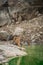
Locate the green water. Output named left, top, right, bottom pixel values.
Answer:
left=0, top=45, right=43, bottom=65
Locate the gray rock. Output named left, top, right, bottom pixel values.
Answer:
left=0, top=8, right=11, bottom=27
left=0, top=44, right=27, bottom=57
left=0, top=31, right=13, bottom=41
left=0, top=55, right=5, bottom=61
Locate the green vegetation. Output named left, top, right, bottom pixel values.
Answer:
left=9, top=45, right=43, bottom=65
left=0, top=45, right=43, bottom=65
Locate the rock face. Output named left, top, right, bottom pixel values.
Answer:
left=8, top=1, right=29, bottom=18
left=8, top=0, right=35, bottom=22
left=0, top=0, right=43, bottom=46
left=0, top=12, right=43, bottom=46
left=0, top=8, right=11, bottom=27
left=0, top=0, right=7, bottom=6
left=8, top=0, right=43, bottom=24
left=10, top=15, right=43, bottom=46
left=28, top=16, right=43, bottom=45
left=0, top=0, right=43, bottom=26
left=22, top=16, right=43, bottom=45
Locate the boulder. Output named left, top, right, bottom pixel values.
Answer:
left=0, top=8, right=11, bottom=27
left=0, top=44, right=27, bottom=58
left=0, top=30, right=13, bottom=41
